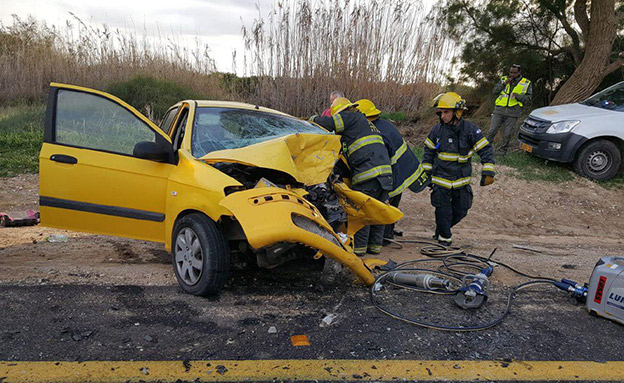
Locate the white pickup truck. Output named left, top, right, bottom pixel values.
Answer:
left=517, top=81, right=624, bottom=181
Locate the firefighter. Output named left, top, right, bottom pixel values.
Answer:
left=422, top=92, right=495, bottom=246
left=310, top=97, right=393, bottom=255
left=355, top=99, right=429, bottom=243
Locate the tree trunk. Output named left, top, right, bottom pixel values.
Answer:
left=550, top=0, right=619, bottom=105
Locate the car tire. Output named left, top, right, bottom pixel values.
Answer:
left=172, top=213, right=230, bottom=296
left=573, top=140, right=622, bottom=181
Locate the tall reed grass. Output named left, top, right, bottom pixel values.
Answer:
left=0, top=15, right=227, bottom=105
left=1, top=1, right=454, bottom=119
left=241, top=0, right=455, bottom=118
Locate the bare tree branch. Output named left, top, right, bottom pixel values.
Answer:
left=538, top=0, right=582, bottom=64
left=604, top=53, right=624, bottom=75
left=573, top=0, right=590, bottom=41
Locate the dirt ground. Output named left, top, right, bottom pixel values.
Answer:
left=1, top=169, right=623, bottom=288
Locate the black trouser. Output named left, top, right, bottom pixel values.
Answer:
left=383, top=194, right=402, bottom=240
left=352, top=178, right=388, bottom=255
left=430, top=185, right=473, bottom=239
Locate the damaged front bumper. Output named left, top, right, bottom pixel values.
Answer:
left=219, top=187, right=382, bottom=285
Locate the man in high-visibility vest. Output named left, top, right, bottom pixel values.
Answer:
left=487, top=64, right=532, bottom=154
left=423, top=92, right=495, bottom=246
left=310, top=98, right=393, bottom=255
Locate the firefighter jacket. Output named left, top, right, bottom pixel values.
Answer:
left=372, top=118, right=429, bottom=197
left=493, top=76, right=532, bottom=117
left=312, top=111, right=393, bottom=190
left=422, top=119, right=495, bottom=189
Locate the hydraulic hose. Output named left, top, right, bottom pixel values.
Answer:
left=370, top=239, right=562, bottom=331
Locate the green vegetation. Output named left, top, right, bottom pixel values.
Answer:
left=106, top=76, right=203, bottom=122
left=439, top=0, right=623, bottom=107
left=380, top=111, right=408, bottom=123
left=411, top=145, right=615, bottom=184
left=0, top=104, right=45, bottom=176
left=495, top=152, right=575, bottom=183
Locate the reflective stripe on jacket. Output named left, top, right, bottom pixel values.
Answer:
left=422, top=119, right=495, bottom=190
left=495, top=76, right=531, bottom=108
left=373, top=118, right=429, bottom=197
left=313, top=111, right=393, bottom=190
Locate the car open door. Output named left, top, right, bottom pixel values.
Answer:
left=39, top=83, right=175, bottom=242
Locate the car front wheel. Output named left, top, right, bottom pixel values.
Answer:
left=172, top=213, right=230, bottom=296
left=573, top=140, right=622, bottom=181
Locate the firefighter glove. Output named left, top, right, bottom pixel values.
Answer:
left=480, top=174, right=494, bottom=186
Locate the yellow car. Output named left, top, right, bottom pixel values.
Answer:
left=39, top=83, right=402, bottom=295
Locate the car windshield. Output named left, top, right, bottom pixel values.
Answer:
left=191, top=107, right=329, bottom=157
left=582, top=82, right=624, bottom=112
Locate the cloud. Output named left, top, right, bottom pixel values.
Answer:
left=0, top=0, right=275, bottom=72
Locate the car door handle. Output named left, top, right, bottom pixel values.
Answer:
left=50, top=154, right=78, bottom=164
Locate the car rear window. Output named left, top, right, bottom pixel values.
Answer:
left=191, top=107, right=329, bottom=157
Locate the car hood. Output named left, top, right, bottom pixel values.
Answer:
left=530, top=103, right=610, bottom=121
left=199, top=133, right=341, bottom=185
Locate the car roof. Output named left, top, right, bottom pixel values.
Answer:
left=182, top=100, right=292, bottom=117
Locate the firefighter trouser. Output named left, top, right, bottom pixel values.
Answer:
left=383, top=194, right=402, bottom=240
left=353, top=178, right=388, bottom=255
left=487, top=113, right=518, bottom=152
left=430, top=185, right=473, bottom=239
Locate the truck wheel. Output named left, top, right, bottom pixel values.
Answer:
left=172, top=213, right=230, bottom=296
left=573, top=140, right=621, bottom=181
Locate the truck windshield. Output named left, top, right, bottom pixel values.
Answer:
left=582, top=82, right=624, bottom=112
left=191, top=107, right=329, bottom=157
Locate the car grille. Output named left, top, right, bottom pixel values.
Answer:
left=521, top=116, right=551, bottom=133
left=518, top=132, right=540, bottom=146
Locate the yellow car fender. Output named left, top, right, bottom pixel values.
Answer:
left=219, top=187, right=376, bottom=285
left=332, top=182, right=403, bottom=235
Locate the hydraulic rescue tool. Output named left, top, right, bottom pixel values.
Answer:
left=454, top=266, right=493, bottom=309
left=371, top=241, right=624, bottom=331
left=583, top=256, right=624, bottom=325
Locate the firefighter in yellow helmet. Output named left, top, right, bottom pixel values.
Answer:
left=422, top=92, right=495, bottom=246
left=356, top=99, right=429, bottom=244
left=309, top=97, right=393, bottom=256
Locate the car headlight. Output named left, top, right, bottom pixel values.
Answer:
left=546, top=120, right=580, bottom=134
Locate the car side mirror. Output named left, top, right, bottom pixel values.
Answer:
left=133, top=141, right=170, bottom=162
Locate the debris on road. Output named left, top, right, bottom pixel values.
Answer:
left=291, top=335, right=310, bottom=346
left=320, top=314, right=336, bottom=327
left=0, top=210, right=39, bottom=227
left=512, top=244, right=542, bottom=253
left=267, top=326, right=277, bottom=334
left=46, top=234, right=68, bottom=243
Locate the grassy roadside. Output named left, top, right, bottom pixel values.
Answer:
left=412, top=145, right=624, bottom=187
left=0, top=104, right=45, bottom=177
left=1, top=103, right=622, bottom=188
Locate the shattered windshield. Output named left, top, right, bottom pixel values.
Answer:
left=582, top=82, right=624, bottom=112
left=192, top=107, right=328, bottom=157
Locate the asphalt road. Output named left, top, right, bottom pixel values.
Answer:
left=2, top=261, right=623, bottom=366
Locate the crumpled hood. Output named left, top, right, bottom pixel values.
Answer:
left=530, top=103, right=610, bottom=121
left=200, top=133, right=341, bottom=185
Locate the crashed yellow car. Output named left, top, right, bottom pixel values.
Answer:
left=39, top=83, right=402, bottom=295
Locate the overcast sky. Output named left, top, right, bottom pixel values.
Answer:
left=0, top=0, right=275, bottom=73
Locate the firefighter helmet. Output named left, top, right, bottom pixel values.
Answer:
left=432, top=92, right=467, bottom=118
left=355, top=99, right=382, bottom=118
left=432, top=92, right=467, bottom=110
left=331, top=97, right=358, bottom=116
